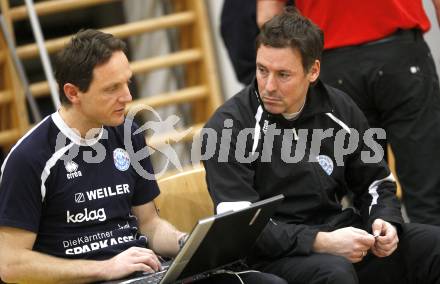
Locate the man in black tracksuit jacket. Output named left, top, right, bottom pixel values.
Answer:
left=202, top=8, right=440, bottom=284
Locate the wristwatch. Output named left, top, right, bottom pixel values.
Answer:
left=178, top=233, right=189, bottom=249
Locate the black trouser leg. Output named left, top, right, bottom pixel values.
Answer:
left=253, top=223, right=440, bottom=284
left=320, top=32, right=440, bottom=225
left=260, top=253, right=358, bottom=284
left=355, top=223, right=440, bottom=284
left=196, top=271, right=287, bottom=284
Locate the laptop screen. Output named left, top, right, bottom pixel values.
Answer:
left=109, top=194, right=284, bottom=284
left=162, top=194, right=284, bottom=283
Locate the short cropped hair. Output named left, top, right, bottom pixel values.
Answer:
left=256, top=7, right=324, bottom=72
left=54, top=29, right=127, bottom=105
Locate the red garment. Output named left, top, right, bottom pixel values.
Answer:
left=294, top=0, right=431, bottom=49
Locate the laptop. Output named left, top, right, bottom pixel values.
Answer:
left=109, top=194, right=284, bottom=284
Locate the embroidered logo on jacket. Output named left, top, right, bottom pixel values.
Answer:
left=113, top=148, right=130, bottom=171
left=65, top=161, right=82, bottom=180
left=317, top=155, right=334, bottom=176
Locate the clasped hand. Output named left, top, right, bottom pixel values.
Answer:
left=315, top=218, right=399, bottom=263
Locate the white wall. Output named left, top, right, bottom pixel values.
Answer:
left=208, top=0, right=440, bottom=100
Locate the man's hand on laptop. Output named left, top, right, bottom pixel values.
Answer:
left=100, top=246, right=162, bottom=280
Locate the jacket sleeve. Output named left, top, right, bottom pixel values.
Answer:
left=344, top=106, right=404, bottom=232
left=252, top=220, right=320, bottom=258
left=201, top=118, right=260, bottom=205
left=201, top=116, right=321, bottom=258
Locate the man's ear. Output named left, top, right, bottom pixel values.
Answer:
left=63, top=83, right=80, bottom=104
left=308, top=60, right=321, bottom=83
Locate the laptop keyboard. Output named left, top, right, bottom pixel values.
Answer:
left=118, top=260, right=249, bottom=284
left=119, top=265, right=169, bottom=284
left=130, top=269, right=167, bottom=284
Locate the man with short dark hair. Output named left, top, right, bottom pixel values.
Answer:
left=203, top=9, right=440, bottom=284
left=0, top=29, right=286, bottom=284
left=255, top=0, right=440, bottom=226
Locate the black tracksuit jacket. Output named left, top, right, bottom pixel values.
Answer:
left=202, top=79, right=403, bottom=261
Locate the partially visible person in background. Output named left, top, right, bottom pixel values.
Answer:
left=223, top=0, right=440, bottom=225
left=220, top=0, right=259, bottom=85
left=220, top=0, right=294, bottom=85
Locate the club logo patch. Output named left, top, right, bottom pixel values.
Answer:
left=317, top=155, right=334, bottom=176
left=113, top=148, right=130, bottom=171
